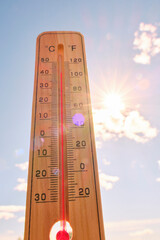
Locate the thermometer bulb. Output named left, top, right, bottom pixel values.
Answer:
left=56, top=230, right=70, bottom=240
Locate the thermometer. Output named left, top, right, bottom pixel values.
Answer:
left=24, top=31, right=105, bottom=240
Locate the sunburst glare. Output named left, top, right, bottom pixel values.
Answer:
left=104, top=92, right=125, bottom=113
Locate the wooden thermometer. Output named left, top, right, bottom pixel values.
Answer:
left=24, top=31, right=105, bottom=240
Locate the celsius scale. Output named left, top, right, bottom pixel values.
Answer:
left=24, top=31, right=105, bottom=240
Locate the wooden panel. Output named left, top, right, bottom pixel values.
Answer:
left=24, top=32, right=105, bottom=240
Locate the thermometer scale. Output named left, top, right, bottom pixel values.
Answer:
left=24, top=31, right=105, bottom=240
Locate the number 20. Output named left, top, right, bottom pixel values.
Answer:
left=79, top=188, right=90, bottom=196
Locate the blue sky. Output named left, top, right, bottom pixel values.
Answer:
left=0, top=0, right=160, bottom=239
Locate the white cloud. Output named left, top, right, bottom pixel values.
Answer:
left=93, top=108, right=158, bottom=145
left=104, top=219, right=160, bottom=240
left=15, top=161, right=28, bottom=171
left=133, top=22, right=160, bottom=64
left=0, top=205, right=25, bottom=221
left=0, top=233, right=22, bottom=240
left=14, top=178, right=27, bottom=192
left=134, top=32, right=153, bottom=52
left=0, top=206, right=25, bottom=212
left=0, top=212, right=15, bottom=220
left=129, top=228, right=153, bottom=236
left=156, top=178, right=160, bottom=182
left=139, top=22, right=157, bottom=33
left=99, top=172, right=119, bottom=191
left=152, top=37, right=160, bottom=55
left=124, top=111, right=157, bottom=142
left=18, top=216, right=25, bottom=223
left=133, top=51, right=151, bottom=64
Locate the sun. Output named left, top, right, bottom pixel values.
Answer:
left=104, top=92, right=125, bottom=113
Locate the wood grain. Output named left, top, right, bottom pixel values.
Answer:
left=24, top=31, right=105, bottom=240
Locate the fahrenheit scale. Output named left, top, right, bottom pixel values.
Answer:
left=24, top=32, right=105, bottom=240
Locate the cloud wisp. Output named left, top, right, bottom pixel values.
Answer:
left=99, top=171, right=119, bottom=191
left=14, top=178, right=27, bottom=192
left=133, top=22, right=160, bottom=64
left=0, top=205, right=25, bottom=221
left=18, top=216, right=25, bottom=223
left=105, top=218, right=160, bottom=239
left=129, top=228, right=153, bottom=236
left=15, top=161, right=28, bottom=171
